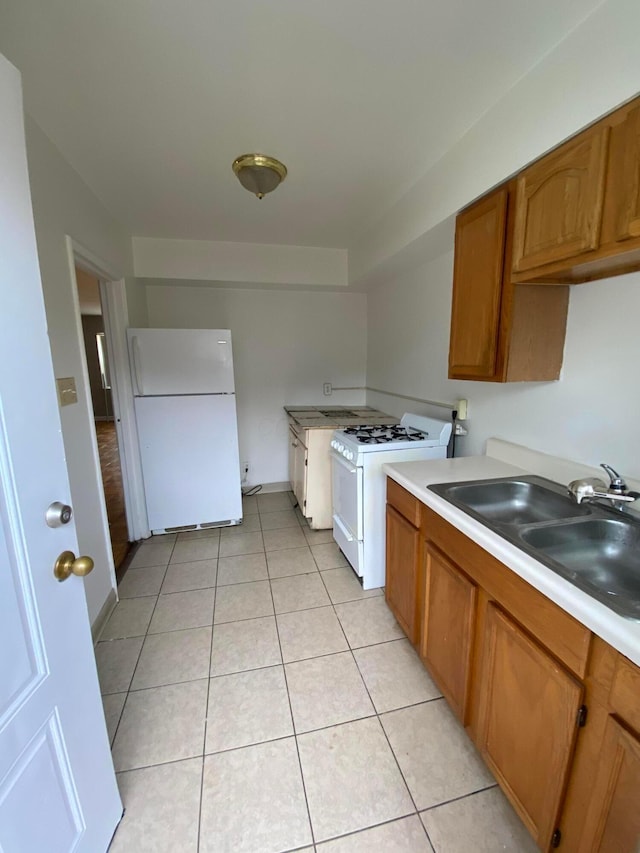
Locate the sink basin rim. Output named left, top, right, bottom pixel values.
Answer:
left=427, top=475, right=640, bottom=621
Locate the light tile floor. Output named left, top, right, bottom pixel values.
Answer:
left=99, top=491, right=537, bottom=852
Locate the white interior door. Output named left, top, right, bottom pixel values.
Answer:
left=0, top=53, right=122, bottom=851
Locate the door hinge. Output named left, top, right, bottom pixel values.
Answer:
left=305, top=459, right=308, bottom=466
left=303, top=500, right=307, bottom=508
left=577, top=705, right=588, bottom=727
left=551, top=828, right=562, bottom=848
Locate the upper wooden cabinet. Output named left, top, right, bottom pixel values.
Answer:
left=449, top=187, right=508, bottom=380
left=511, top=95, right=640, bottom=284
left=449, top=96, right=640, bottom=382
left=612, top=104, right=640, bottom=242
left=449, top=183, right=569, bottom=383
left=512, top=126, right=609, bottom=273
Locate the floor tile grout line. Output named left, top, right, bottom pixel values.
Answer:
left=108, top=516, right=488, bottom=849
left=322, top=572, right=431, bottom=825
left=132, top=581, right=217, bottom=600
left=316, top=565, right=357, bottom=651
left=100, top=598, right=397, bottom=646
left=122, top=666, right=213, bottom=695
left=197, top=549, right=219, bottom=852
left=108, top=569, right=168, bottom=754
left=350, top=639, right=423, bottom=819
left=267, top=563, right=317, bottom=849
left=113, top=752, right=209, bottom=778
left=315, top=813, right=432, bottom=850
left=105, top=515, right=504, bottom=850
left=419, top=780, right=500, bottom=815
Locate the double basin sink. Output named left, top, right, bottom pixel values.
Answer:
left=429, top=475, right=640, bottom=620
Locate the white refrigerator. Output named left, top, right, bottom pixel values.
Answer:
left=128, top=328, right=243, bottom=533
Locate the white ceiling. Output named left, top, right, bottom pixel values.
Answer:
left=0, top=0, right=602, bottom=249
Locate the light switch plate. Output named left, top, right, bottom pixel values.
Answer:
left=56, top=377, right=78, bottom=407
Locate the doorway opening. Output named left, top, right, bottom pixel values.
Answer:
left=75, top=267, right=132, bottom=572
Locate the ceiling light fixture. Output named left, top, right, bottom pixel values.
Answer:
left=232, top=153, right=287, bottom=199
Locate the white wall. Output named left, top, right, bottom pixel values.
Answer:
left=363, top=0, right=640, bottom=484
left=145, top=283, right=367, bottom=486
left=25, top=116, right=135, bottom=625
left=366, top=251, right=640, bottom=480
left=125, top=276, right=148, bottom=327
left=133, top=237, right=348, bottom=287
left=352, top=0, right=640, bottom=286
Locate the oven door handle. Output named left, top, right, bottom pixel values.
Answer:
left=330, top=451, right=359, bottom=475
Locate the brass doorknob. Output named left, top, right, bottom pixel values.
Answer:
left=54, top=550, right=95, bottom=582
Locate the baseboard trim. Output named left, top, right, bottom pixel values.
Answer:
left=92, top=587, right=118, bottom=644
left=245, top=481, right=290, bottom=494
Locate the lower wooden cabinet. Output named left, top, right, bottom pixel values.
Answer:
left=288, top=426, right=307, bottom=508
left=385, top=478, right=640, bottom=852
left=385, top=504, right=421, bottom=644
left=421, top=543, right=476, bottom=722
left=578, top=716, right=640, bottom=852
left=476, top=604, right=583, bottom=850
left=287, top=423, right=333, bottom=529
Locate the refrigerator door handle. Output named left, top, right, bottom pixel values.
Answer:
left=131, top=335, right=144, bottom=395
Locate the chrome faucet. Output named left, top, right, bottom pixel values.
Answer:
left=568, top=463, right=640, bottom=509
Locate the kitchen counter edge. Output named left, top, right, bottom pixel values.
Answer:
left=285, top=407, right=398, bottom=429
left=383, top=455, right=640, bottom=668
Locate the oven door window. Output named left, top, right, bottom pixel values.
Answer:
left=331, top=452, right=363, bottom=540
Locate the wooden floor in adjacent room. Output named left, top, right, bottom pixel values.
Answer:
left=95, top=420, right=131, bottom=572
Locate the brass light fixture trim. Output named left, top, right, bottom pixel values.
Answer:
left=232, top=153, right=287, bottom=199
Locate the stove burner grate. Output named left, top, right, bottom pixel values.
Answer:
left=342, top=424, right=428, bottom=444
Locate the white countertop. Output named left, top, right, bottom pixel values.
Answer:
left=383, top=455, right=640, bottom=668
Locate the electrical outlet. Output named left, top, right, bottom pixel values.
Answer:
left=241, top=461, right=249, bottom=481
left=323, top=382, right=332, bottom=396
left=456, top=398, right=468, bottom=420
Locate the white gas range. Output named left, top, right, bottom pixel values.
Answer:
left=330, top=413, right=452, bottom=589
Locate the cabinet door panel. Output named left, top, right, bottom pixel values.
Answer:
left=288, top=427, right=298, bottom=491
left=614, top=104, right=640, bottom=241
left=512, top=126, right=608, bottom=272
left=579, top=716, right=640, bottom=853
left=293, top=436, right=307, bottom=510
left=449, top=187, right=508, bottom=379
left=421, top=544, right=476, bottom=721
left=476, top=604, right=582, bottom=849
left=385, top=506, right=421, bottom=644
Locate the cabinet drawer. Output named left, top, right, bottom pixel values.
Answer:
left=387, top=479, right=421, bottom=527
left=423, top=506, right=591, bottom=678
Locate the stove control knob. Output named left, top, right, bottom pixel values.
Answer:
left=330, top=440, right=336, bottom=449
left=346, top=450, right=354, bottom=461
left=337, top=443, right=344, bottom=453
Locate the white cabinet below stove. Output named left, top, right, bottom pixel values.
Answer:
left=288, top=423, right=333, bottom=529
